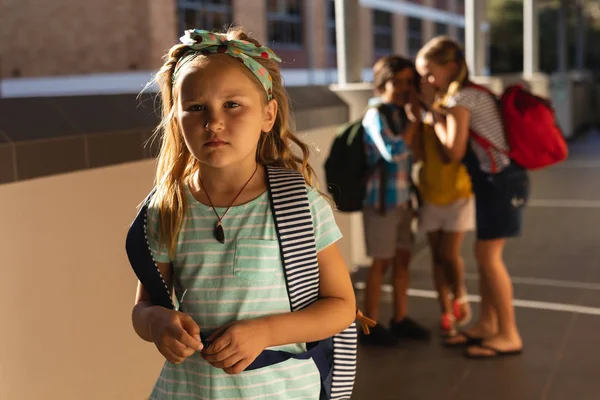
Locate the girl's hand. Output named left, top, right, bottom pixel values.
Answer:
left=405, top=89, right=422, bottom=123
left=201, top=319, right=270, bottom=375
left=420, top=80, right=437, bottom=107
left=147, top=306, right=204, bottom=364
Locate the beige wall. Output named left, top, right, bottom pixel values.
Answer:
left=0, top=0, right=177, bottom=78
left=0, top=124, right=349, bottom=399
left=0, top=161, right=162, bottom=399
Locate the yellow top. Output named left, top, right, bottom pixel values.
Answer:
left=416, top=124, right=473, bottom=206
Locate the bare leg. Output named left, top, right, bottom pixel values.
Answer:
left=428, top=231, right=452, bottom=314
left=440, top=231, right=467, bottom=300
left=467, top=239, right=522, bottom=356
left=364, top=258, right=390, bottom=321
left=445, top=240, right=498, bottom=345
left=392, top=248, right=411, bottom=322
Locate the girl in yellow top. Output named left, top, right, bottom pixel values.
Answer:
left=411, top=80, right=474, bottom=337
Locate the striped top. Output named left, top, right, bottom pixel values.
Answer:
left=145, top=184, right=342, bottom=400
left=447, top=87, right=510, bottom=173
left=362, top=99, right=411, bottom=210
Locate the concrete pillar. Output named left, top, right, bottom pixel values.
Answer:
left=147, top=0, right=178, bottom=70
left=335, top=0, right=362, bottom=85
left=523, top=0, right=540, bottom=77
left=423, top=0, right=436, bottom=43
left=557, top=0, right=568, bottom=74
left=448, top=0, right=459, bottom=40
left=306, top=0, right=327, bottom=84
left=359, top=6, right=374, bottom=69
left=393, top=14, right=408, bottom=56
left=464, top=0, right=487, bottom=76
left=232, top=0, right=267, bottom=44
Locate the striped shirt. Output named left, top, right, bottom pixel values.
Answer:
left=145, top=185, right=342, bottom=400
left=362, top=99, right=411, bottom=210
left=447, top=87, right=511, bottom=173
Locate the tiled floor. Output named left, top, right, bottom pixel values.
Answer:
left=350, top=132, right=600, bottom=400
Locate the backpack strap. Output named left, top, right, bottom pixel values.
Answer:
left=125, top=172, right=356, bottom=398
left=464, top=83, right=511, bottom=173
left=266, top=166, right=357, bottom=400
left=125, top=187, right=175, bottom=310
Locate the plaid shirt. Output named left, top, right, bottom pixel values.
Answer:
left=361, top=99, right=411, bottom=211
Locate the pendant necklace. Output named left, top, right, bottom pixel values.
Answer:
left=198, top=164, right=259, bottom=244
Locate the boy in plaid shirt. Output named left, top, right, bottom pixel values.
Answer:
left=360, top=56, right=430, bottom=346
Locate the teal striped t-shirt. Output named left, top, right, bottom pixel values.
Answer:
left=145, top=184, right=342, bottom=399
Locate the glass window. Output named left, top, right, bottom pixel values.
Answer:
left=177, top=0, right=232, bottom=33
left=267, top=0, right=303, bottom=48
left=408, top=17, right=422, bottom=59
left=373, top=10, right=393, bottom=54
left=457, top=27, right=465, bottom=45
left=327, top=0, right=336, bottom=49
left=435, top=22, right=448, bottom=37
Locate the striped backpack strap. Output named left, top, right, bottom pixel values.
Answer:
left=266, top=166, right=357, bottom=400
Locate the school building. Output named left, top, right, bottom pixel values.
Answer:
left=0, top=0, right=465, bottom=84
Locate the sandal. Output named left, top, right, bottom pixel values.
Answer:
left=443, top=331, right=484, bottom=348
left=464, top=344, right=523, bottom=359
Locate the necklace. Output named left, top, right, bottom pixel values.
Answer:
left=198, top=164, right=259, bottom=244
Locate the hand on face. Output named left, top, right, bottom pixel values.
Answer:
left=405, top=89, right=422, bottom=123
left=419, top=80, right=437, bottom=107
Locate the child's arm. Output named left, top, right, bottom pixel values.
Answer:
left=410, top=125, right=424, bottom=162
left=202, top=243, right=355, bottom=375
left=132, top=261, right=203, bottom=364
left=363, top=108, right=409, bottom=164
left=432, top=106, right=470, bottom=162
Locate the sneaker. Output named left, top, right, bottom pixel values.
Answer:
left=440, top=313, right=457, bottom=338
left=389, top=317, right=431, bottom=341
left=359, top=323, right=399, bottom=347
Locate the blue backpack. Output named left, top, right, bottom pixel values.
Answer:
left=125, top=166, right=360, bottom=399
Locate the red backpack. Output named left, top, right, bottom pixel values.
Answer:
left=467, top=83, right=568, bottom=171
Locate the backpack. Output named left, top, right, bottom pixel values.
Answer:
left=324, top=104, right=395, bottom=212
left=468, top=83, right=568, bottom=171
left=125, top=166, right=370, bottom=400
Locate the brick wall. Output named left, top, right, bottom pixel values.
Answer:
left=0, top=0, right=177, bottom=78
left=1, top=0, right=463, bottom=78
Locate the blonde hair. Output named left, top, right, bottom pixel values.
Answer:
left=416, top=36, right=469, bottom=109
left=150, top=27, right=317, bottom=257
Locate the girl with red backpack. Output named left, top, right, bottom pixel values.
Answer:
left=415, top=36, right=529, bottom=358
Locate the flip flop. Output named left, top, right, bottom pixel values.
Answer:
left=464, top=344, right=523, bottom=359
left=442, top=331, right=484, bottom=348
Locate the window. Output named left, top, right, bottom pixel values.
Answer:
left=457, top=27, right=465, bottom=45
left=435, top=0, right=448, bottom=9
left=435, top=22, right=448, bottom=37
left=373, top=10, right=393, bottom=54
left=177, top=0, right=232, bottom=34
left=267, top=0, right=303, bottom=48
left=327, top=0, right=336, bottom=49
left=408, top=17, right=422, bottom=59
